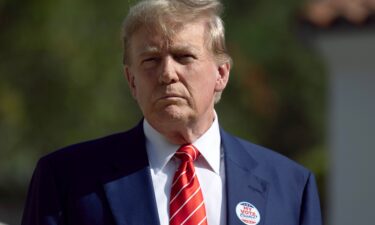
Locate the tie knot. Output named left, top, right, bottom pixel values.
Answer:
left=175, top=144, right=200, bottom=162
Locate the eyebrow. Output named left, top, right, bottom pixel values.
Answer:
left=172, top=45, right=199, bottom=55
left=138, top=46, right=161, bottom=58
left=137, top=44, right=200, bottom=58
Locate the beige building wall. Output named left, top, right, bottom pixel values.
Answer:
left=315, top=29, right=375, bottom=225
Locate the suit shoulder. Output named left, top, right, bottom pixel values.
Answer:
left=30, top=124, right=147, bottom=199
left=38, top=124, right=143, bottom=168
left=231, top=136, right=315, bottom=202
left=235, top=136, right=310, bottom=176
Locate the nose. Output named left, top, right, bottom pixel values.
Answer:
left=159, top=56, right=179, bottom=84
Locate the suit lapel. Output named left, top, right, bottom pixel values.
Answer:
left=221, top=129, right=269, bottom=225
left=103, top=167, right=160, bottom=225
left=101, top=122, right=160, bottom=225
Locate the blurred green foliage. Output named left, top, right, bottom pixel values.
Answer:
left=0, top=0, right=326, bottom=223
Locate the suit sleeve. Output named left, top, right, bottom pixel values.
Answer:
left=21, top=157, right=65, bottom=225
left=299, top=172, right=323, bottom=225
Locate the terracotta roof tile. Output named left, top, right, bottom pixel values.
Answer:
left=303, top=0, right=375, bottom=27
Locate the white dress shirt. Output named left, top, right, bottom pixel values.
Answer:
left=143, top=115, right=226, bottom=225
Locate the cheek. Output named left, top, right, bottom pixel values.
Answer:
left=189, top=68, right=217, bottom=99
left=134, top=73, right=157, bottom=102
left=199, top=66, right=218, bottom=89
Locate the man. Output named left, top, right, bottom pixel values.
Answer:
left=22, top=0, right=322, bottom=225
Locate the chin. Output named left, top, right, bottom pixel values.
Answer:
left=163, top=106, right=187, bottom=120
left=156, top=104, right=192, bottom=123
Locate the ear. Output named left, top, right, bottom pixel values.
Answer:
left=215, top=62, right=230, bottom=92
left=124, top=65, right=137, bottom=99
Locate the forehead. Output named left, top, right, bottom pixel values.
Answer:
left=129, top=20, right=208, bottom=57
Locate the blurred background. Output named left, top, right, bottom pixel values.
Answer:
left=1, top=0, right=374, bottom=224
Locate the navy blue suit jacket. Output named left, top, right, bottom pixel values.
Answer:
left=22, top=123, right=322, bottom=225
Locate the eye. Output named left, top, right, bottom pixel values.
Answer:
left=143, top=57, right=157, bottom=62
left=141, top=57, right=160, bottom=68
left=175, top=54, right=195, bottom=64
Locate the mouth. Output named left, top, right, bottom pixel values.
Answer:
left=162, top=95, right=182, bottom=99
left=157, top=94, right=186, bottom=103
left=159, top=93, right=184, bottom=99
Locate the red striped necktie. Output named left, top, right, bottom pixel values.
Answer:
left=169, top=144, right=208, bottom=225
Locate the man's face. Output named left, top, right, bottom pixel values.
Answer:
left=125, top=20, right=229, bottom=130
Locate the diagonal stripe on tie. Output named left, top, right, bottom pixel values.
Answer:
left=180, top=201, right=205, bottom=225
left=169, top=144, right=208, bottom=225
left=170, top=186, right=202, bottom=220
left=170, top=171, right=197, bottom=204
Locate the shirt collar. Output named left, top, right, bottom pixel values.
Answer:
left=143, top=112, right=221, bottom=175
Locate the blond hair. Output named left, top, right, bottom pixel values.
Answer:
left=122, top=0, right=231, bottom=66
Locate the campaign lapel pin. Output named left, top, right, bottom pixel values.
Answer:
left=235, top=201, right=261, bottom=225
